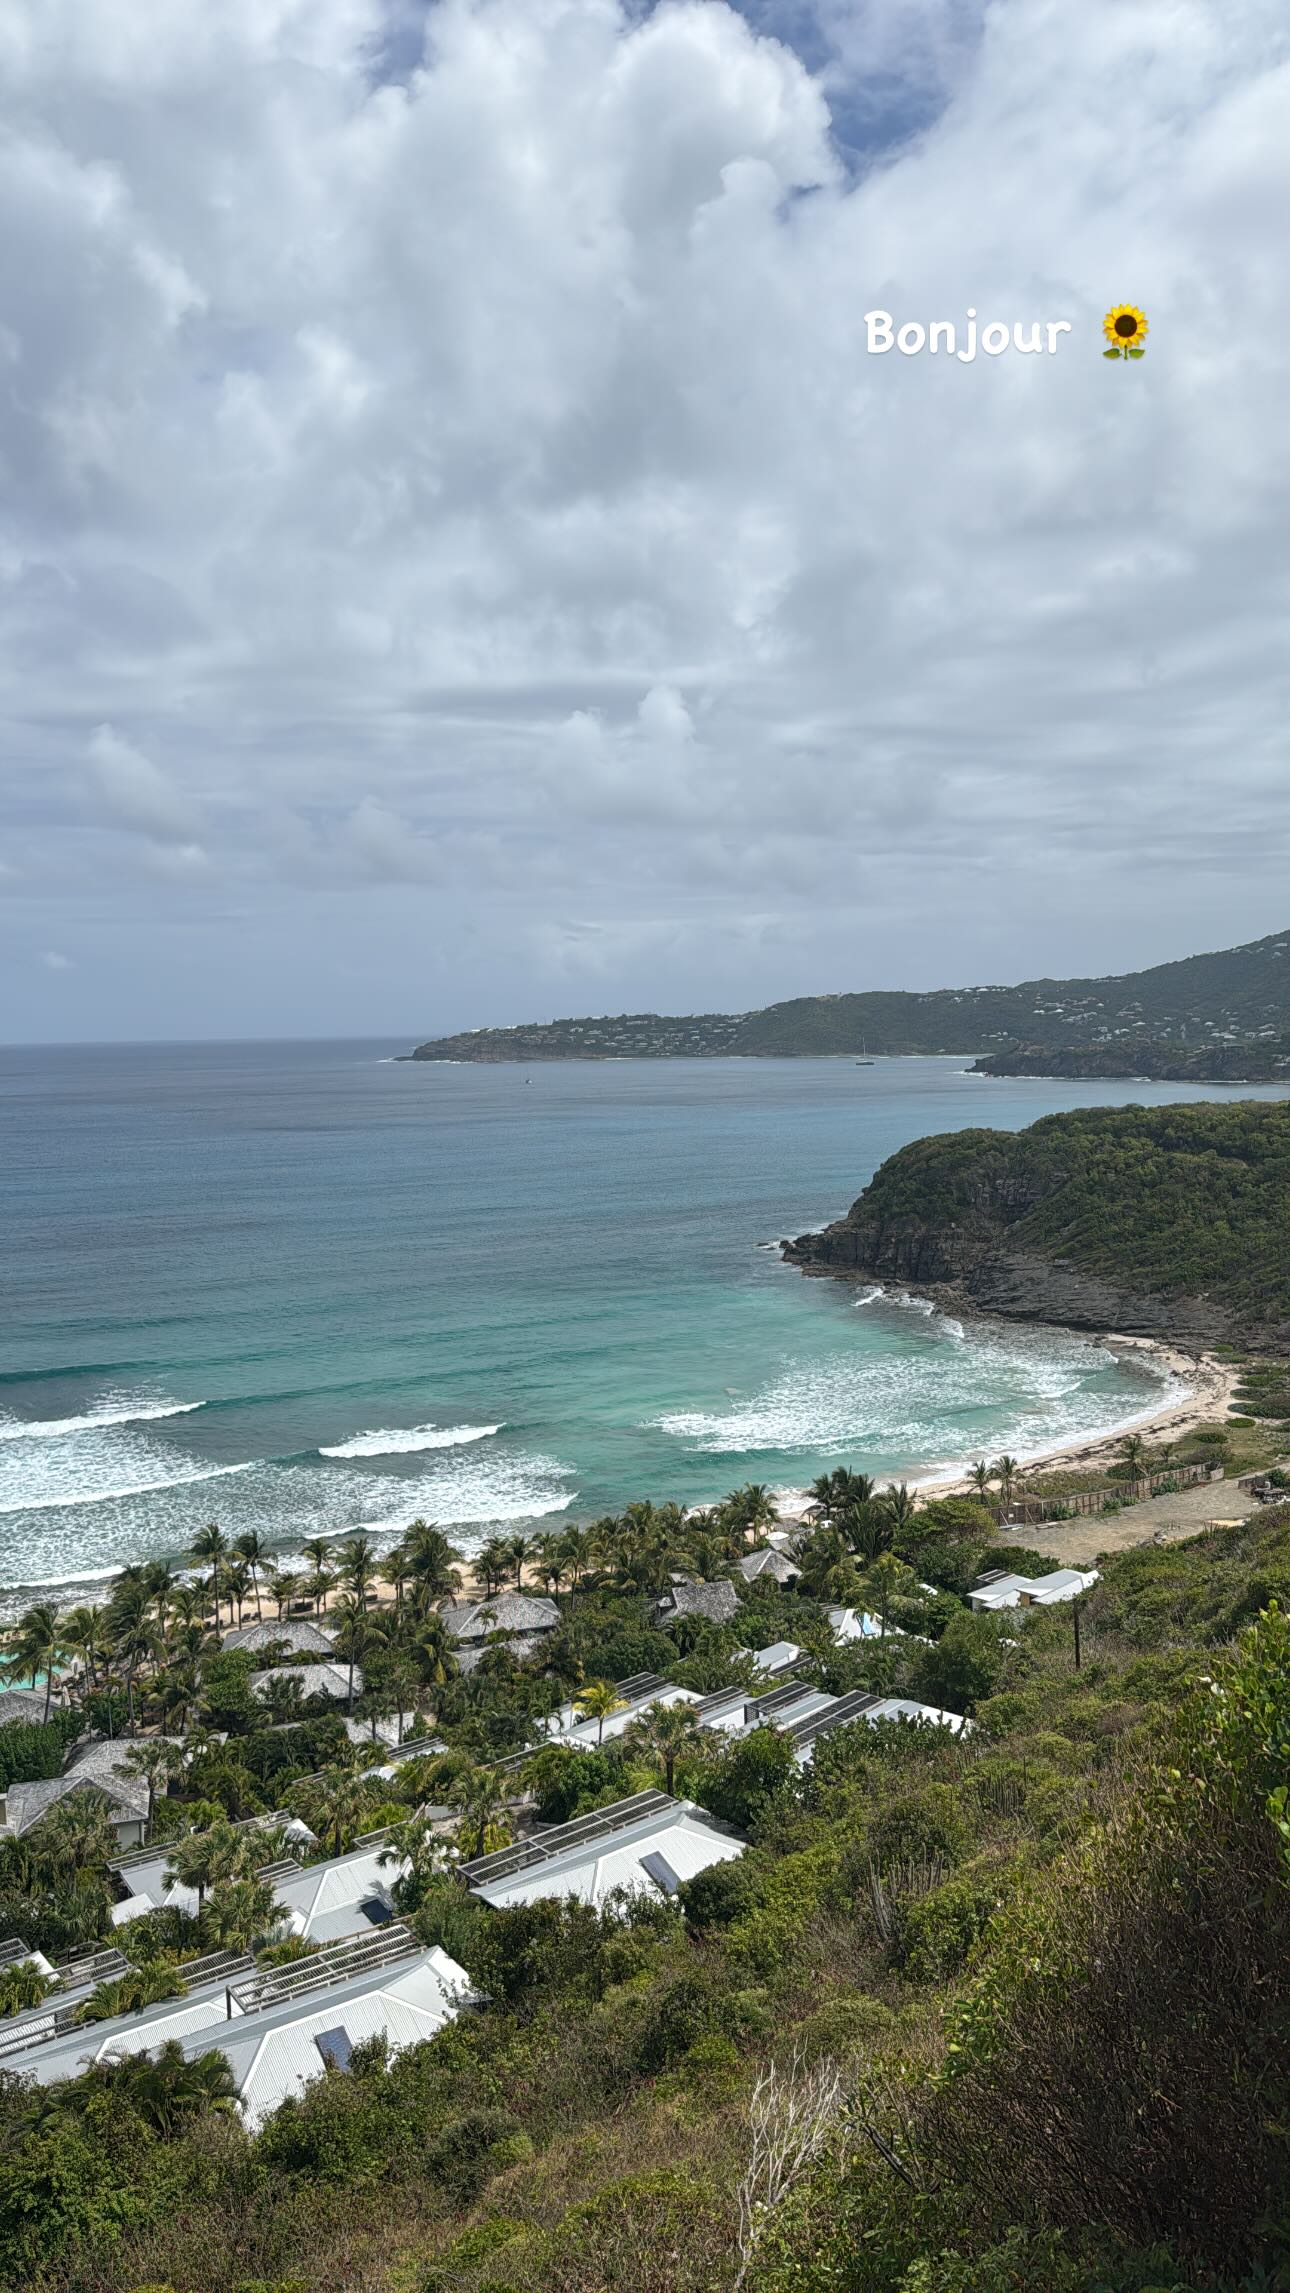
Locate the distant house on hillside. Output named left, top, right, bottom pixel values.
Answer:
left=222, top=1619, right=336, bottom=1659
left=968, top=1567, right=1098, bottom=1611
left=655, top=1580, right=740, bottom=1628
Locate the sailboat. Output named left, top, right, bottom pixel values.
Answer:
left=855, top=1036, right=874, bottom=1066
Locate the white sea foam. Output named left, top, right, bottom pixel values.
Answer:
left=0, top=1460, right=255, bottom=1516
left=319, top=1422, right=502, bottom=1459
left=649, top=1317, right=1176, bottom=1467
left=853, top=1286, right=885, bottom=1307
left=0, top=1399, right=204, bottom=1441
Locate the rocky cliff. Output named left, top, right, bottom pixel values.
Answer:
left=783, top=1103, right=1290, bottom=1350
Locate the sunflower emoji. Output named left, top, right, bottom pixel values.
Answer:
left=1103, top=305, right=1148, bottom=359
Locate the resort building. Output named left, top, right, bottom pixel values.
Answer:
left=221, top=1619, right=337, bottom=1658
left=783, top=1690, right=972, bottom=1765
left=655, top=1580, right=741, bottom=1628
left=968, top=1567, right=1099, bottom=1611
left=4, top=1923, right=472, bottom=2130
left=542, top=1672, right=702, bottom=1750
left=0, top=1736, right=185, bottom=1851
left=458, top=1790, right=745, bottom=1909
left=249, top=1660, right=359, bottom=1707
left=107, top=1814, right=317, bottom=1927
left=736, top=1546, right=801, bottom=1587
left=439, top=1592, right=560, bottom=1674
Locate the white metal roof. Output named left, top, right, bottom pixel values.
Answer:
left=204, top=1947, right=470, bottom=2129
left=469, top=1801, right=744, bottom=1911
left=968, top=1568, right=1098, bottom=1610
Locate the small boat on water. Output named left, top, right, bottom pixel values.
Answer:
left=855, top=1038, right=874, bottom=1066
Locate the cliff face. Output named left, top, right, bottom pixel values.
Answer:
left=783, top=1106, right=1290, bottom=1349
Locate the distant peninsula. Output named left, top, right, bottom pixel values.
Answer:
left=406, top=925, right=1290, bottom=1064
left=784, top=1099, right=1290, bottom=1349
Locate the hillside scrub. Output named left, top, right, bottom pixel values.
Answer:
left=2, top=1510, right=1289, bottom=2292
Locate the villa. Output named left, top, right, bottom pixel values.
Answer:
left=459, top=1790, right=746, bottom=1910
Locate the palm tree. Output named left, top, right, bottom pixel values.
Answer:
left=992, top=1456, right=1020, bottom=1507
left=121, top=1739, right=183, bottom=1836
left=2, top=1601, right=65, bottom=1720
left=225, top=1558, right=252, bottom=1630
left=301, top=1537, right=334, bottom=1615
left=1118, top=1433, right=1148, bottom=1482
left=724, top=1483, right=780, bottom=1539
left=189, top=1523, right=229, bottom=1625
left=969, top=1460, right=993, bottom=1499
left=412, top=1611, right=458, bottom=1693
left=558, top=1524, right=597, bottom=1593
left=163, top=1820, right=241, bottom=1915
left=795, top=1523, right=862, bottom=1605
left=329, top=1592, right=370, bottom=1711
left=232, top=1530, right=267, bottom=1621
left=60, top=1604, right=106, bottom=1698
left=260, top=1672, right=306, bottom=1725
left=625, top=1699, right=703, bottom=1793
left=401, top=1521, right=463, bottom=1614
left=0, top=1958, right=57, bottom=2018
left=452, top=1764, right=509, bottom=1859
left=337, top=1532, right=378, bottom=1615
left=879, top=1483, right=916, bottom=1533
left=505, top=1533, right=532, bottom=1591
left=268, top=1569, right=302, bottom=1621
left=27, top=1793, right=116, bottom=1891
left=574, top=1678, right=627, bottom=1746
left=117, top=2040, right=237, bottom=2134
left=291, top=1756, right=373, bottom=1858
left=106, top=1583, right=161, bottom=1734
left=474, top=1536, right=512, bottom=1597
left=204, top=1874, right=284, bottom=1953
left=76, top=1963, right=187, bottom=2027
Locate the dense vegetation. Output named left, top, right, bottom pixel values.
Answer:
left=408, top=927, right=1290, bottom=1060
left=1, top=1476, right=1288, bottom=2293
left=973, top=1038, right=1290, bottom=1081
left=791, top=1099, right=1290, bottom=1336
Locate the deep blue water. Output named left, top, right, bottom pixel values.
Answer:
left=2, top=1042, right=1284, bottom=1602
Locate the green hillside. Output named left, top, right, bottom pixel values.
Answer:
left=789, top=1099, right=1290, bottom=1338
left=408, top=927, right=1290, bottom=1060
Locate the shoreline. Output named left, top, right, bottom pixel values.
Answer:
left=0, top=1322, right=1248, bottom=1616
left=766, top=1324, right=1240, bottom=1527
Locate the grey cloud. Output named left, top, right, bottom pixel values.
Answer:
left=0, top=0, right=1288, bottom=1040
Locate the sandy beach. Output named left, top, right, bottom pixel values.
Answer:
left=769, top=1332, right=1242, bottom=1527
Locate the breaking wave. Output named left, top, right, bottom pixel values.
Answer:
left=0, top=1399, right=204, bottom=1442
left=319, top=1422, right=502, bottom=1459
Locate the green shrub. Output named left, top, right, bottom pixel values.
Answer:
left=888, top=1876, right=997, bottom=1980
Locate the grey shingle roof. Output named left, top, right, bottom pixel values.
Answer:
left=737, top=1547, right=800, bottom=1585
left=1, top=1736, right=183, bottom=1838
left=249, top=1661, right=360, bottom=1704
left=0, top=1688, right=55, bottom=1728
left=657, top=1580, right=740, bottom=1625
left=222, top=1619, right=336, bottom=1657
left=441, top=1593, right=560, bottom=1642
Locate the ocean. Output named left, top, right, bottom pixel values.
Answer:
left=3, top=1041, right=1284, bottom=1606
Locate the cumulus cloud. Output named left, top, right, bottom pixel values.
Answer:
left=0, top=0, right=1288, bottom=1036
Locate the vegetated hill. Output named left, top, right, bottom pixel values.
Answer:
left=406, top=926, right=1290, bottom=1060
left=785, top=1099, right=1290, bottom=1347
left=973, top=1038, right=1290, bottom=1082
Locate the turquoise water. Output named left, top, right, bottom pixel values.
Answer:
left=2, top=1042, right=1284, bottom=1603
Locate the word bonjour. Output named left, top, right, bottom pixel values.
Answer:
left=865, top=309, right=1071, bottom=361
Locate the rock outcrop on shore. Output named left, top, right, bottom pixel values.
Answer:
left=784, top=1101, right=1290, bottom=1351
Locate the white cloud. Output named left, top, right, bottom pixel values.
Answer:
left=0, top=0, right=1287, bottom=1036
left=40, top=948, right=74, bottom=970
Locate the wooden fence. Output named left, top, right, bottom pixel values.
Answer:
left=989, top=1460, right=1218, bottom=1527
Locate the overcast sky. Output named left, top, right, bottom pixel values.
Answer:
left=2, top=0, right=1288, bottom=1043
